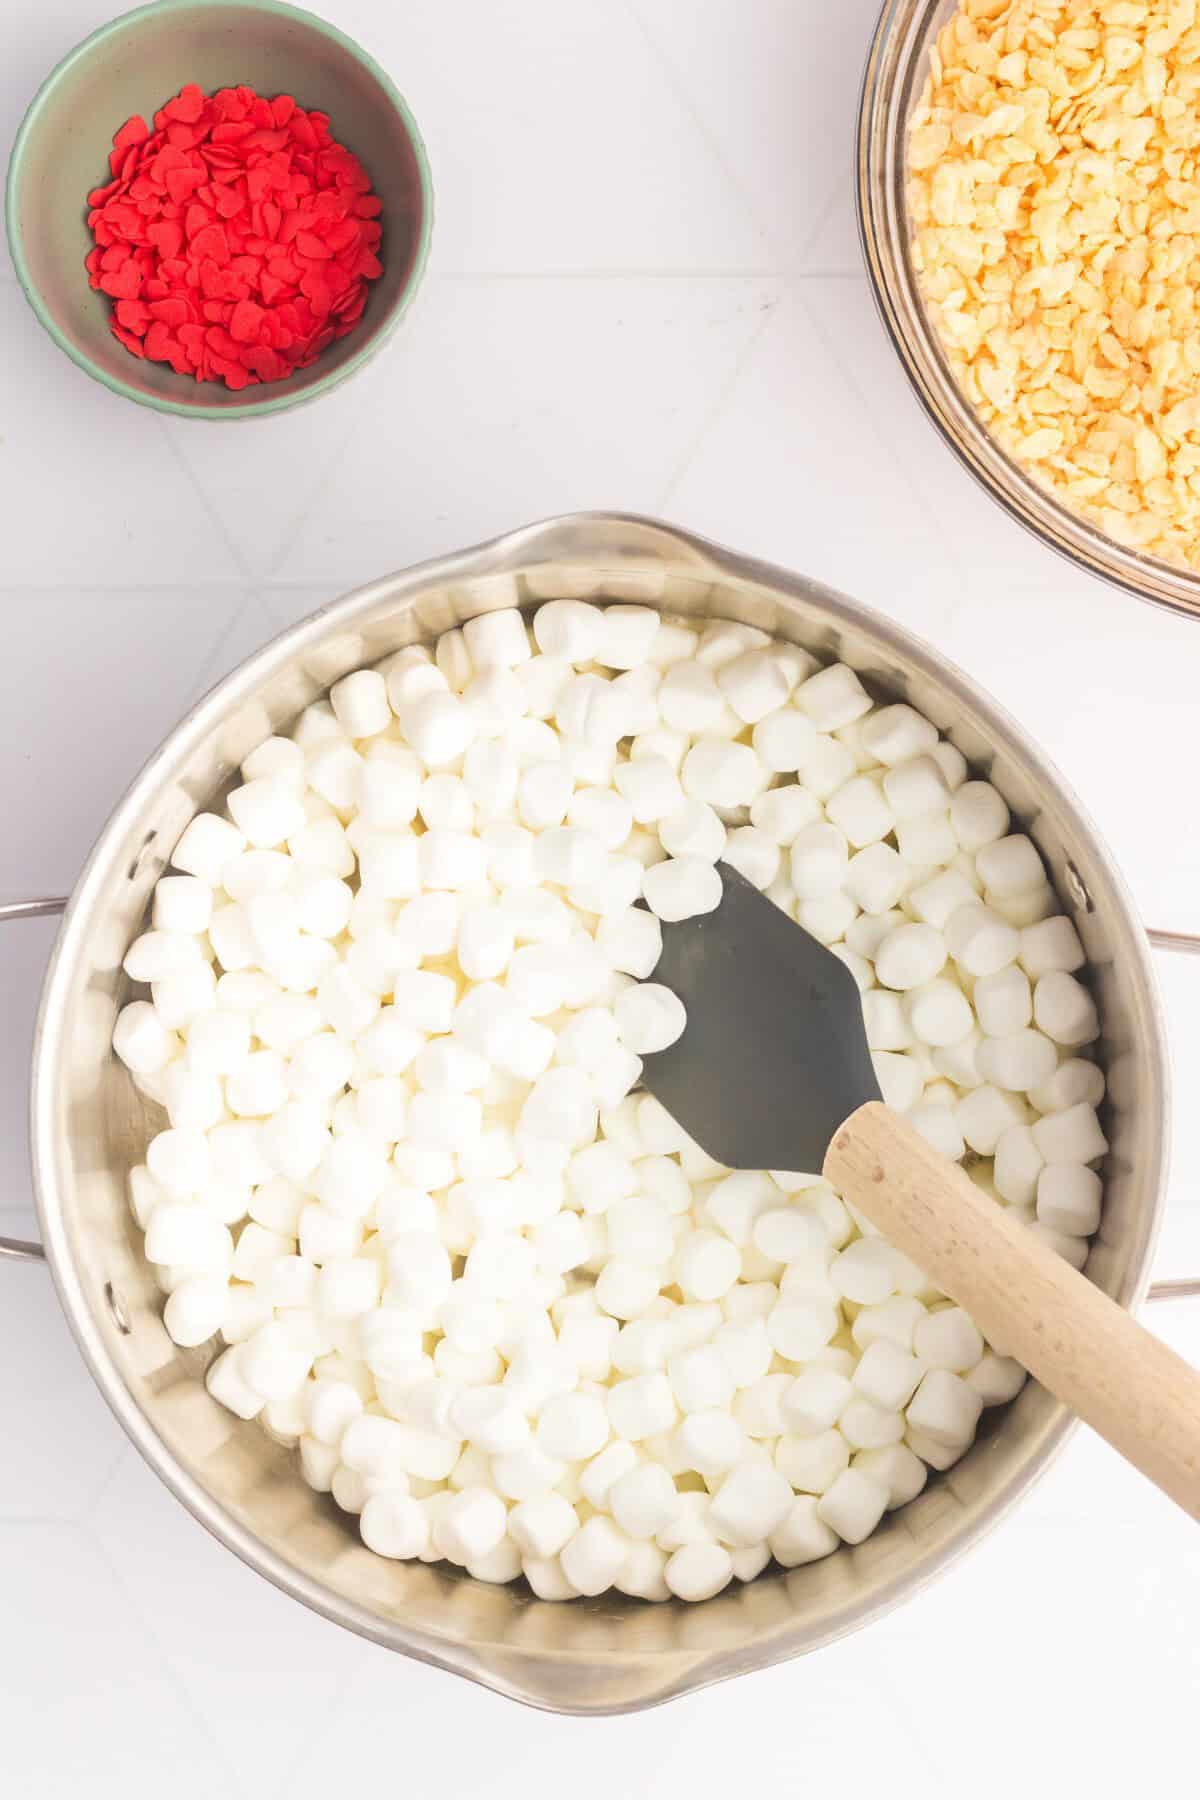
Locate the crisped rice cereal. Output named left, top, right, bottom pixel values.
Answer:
left=909, top=0, right=1200, bottom=568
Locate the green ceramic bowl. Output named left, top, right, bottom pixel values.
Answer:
left=6, top=0, right=433, bottom=419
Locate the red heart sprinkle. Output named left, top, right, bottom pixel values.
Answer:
left=87, top=83, right=387, bottom=389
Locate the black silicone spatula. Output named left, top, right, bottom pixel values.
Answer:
left=640, top=862, right=1200, bottom=1520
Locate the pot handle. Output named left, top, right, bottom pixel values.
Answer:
left=0, top=896, right=67, bottom=1263
left=3, top=901, right=1199, bottom=1295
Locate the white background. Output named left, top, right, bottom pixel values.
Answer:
left=2, top=2, right=1199, bottom=1795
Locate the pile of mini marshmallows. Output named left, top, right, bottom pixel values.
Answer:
left=112, top=601, right=1107, bottom=1603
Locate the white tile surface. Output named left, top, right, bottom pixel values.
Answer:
left=2, top=1, right=1199, bottom=1792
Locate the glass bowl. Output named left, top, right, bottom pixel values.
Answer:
left=857, top=0, right=1200, bottom=623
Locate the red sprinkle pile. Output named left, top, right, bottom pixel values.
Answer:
left=85, top=83, right=384, bottom=391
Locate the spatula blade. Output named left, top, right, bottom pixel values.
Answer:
left=640, top=863, right=880, bottom=1174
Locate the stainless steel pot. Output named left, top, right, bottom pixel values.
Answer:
left=4, top=513, right=1197, bottom=1714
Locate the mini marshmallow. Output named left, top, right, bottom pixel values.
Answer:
left=796, top=664, right=872, bottom=731
left=977, top=1027, right=1058, bottom=1093
left=860, top=704, right=938, bottom=767
left=614, top=982, right=686, bottom=1054
left=709, top=1463, right=793, bottom=1546
left=789, top=822, right=849, bottom=900
left=852, top=1339, right=924, bottom=1410
left=716, top=649, right=791, bottom=724
left=992, top=1123, right=1045, bottom=1206
left=769, top=1495, right=840, bottom=1565
left=1031, top=1102, right=1108, bottom=1166
left=533, top=599, right=605, bottom=662
left=674, top=1232, right=742, bottom=1303
left=974, top=964, right=1032, bottom=1037
left=950, top=781, right=1009, bottom=851
left=659, top=798, right=727, bottom=863
left=594, top=605, right=659, bottom=670
left=906, top=979, right=974, bottom=1048
left=906, top=1369, right=983, bottom=1448
left=871, top=1051, right=924, bottom=1113
left=642, top=855, right=722, bottom=923
left=976, top=834, right=1045, bottom=900
left=956, top=1084, right=1026, bottom=1156
left=1034, top=971, right=1100, bottom=1047
left=1037, top=1163, right=1103, bottom=1236
left=753, top=711, right=823, bottom=785
left=462, top=608, right=531, bottom=671
left=113, top=1002, right=179, bottom=1075
left=153, top=876, right=214, bottom=936
left=816, top=1468, right=889, bottom=1544
left=751, top=786, right=822, bottom=847
left=665, top=1542, right=733, bottom=1601
left=560, top=1515, right=631, bottom=1596
left=782, top=1367, right=853, bottom=1434
left=882, top=754, right=949, bottom=822
left=826, top=775, right=895, bottom=849
left=945, top=903, right=1020, bottom=977
left=596, top=905, right=663, bottom=980
left=874, top=922, right=947, bottom=991
left=680, top=737, right=763, bottom=809
left=844, top=842, right=908, bottom=914
left=172, top=811, right=246, bottom=885
left=1029, top=1057, right=1106, bottom=1116
left=1021, top=915, right=1086, bottom=978
left=330, top=669, right=391, bottom=739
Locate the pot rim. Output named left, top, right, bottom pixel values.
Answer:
left=28, top=512, right=1172, bottom=1712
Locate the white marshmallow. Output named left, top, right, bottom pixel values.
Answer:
left=789, top=823, right=849, bottom=900
left=945, top=903, right=1020, bottom=977
left=173, top=812, right=247, bottom=886
left=816, top=1467, right=889, bottom=1543
left=680, top=737, right=763, bottom=809
left=859, top=704, right=938, bottom=767
left=769, top=1496, right=840, bottom=1565
left=1029, top=1057, right=1105, bottom=1116
left=1020, top=915, right=1086, bottom=978
left=1031, top=1102, right=1108, bottom=1166
left=992, top=1123, right=1045, bottom=1205
left=956, top=1084, right=1025, bottom=1156
left=659, top=798, right=726, bottom=862
left=875, top=922, right=947, bottom=990
left=709, top=1463, right=793, bottom=1546
left=974, top=964, right=1032, bottom=1037
left=825, top=775, right=895, bottom=849
left=796, top=664, right=872, bottom=731
left=977, top=1023, right=1058, bottom=1095
left=882, top=754, right=949, bottom=822
left=614, top=982, right=686, bottom=1054
left=642, top=856, right=722, bottom=923
left=1037, top=1163, right=1103, bottom=1236
left=906, top=979, right=973, bottom=1047
left=716, top=649, right=791, bottom=724
left=463, top=609, right=531, bottom=671
left=113, top=1002, right=179, bottom=1075
left=595, top=605, right=659, bottom=670
left=950, top=782, right=1010, bottom=851
left=843, top=842, right=907, bottom=914
left=906, top=1369, right=983, bottom=1447
left=1033, top=971, right=1100, bottom=1047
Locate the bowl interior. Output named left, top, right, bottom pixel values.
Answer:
left=7, top=0, right=431, bottom=418
left=33, top=518, right=1167, bottom=1713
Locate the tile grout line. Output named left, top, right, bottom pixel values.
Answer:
left=618, top=0, right=787, bottom=265
left=653, top=288, right=783, bottom=514
left=153, top=410, right=257, bottom=586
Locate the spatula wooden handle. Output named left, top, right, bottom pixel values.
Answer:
left=824, top=1101, right=1200, bottom=1521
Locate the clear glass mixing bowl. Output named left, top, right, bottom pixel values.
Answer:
left=857, top=0, right=1200, bottom=623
